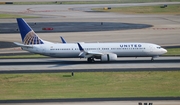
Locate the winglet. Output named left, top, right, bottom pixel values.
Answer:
left=77, top=43, right=84, bottom=51
left=60, top=36, right=66, bottom=43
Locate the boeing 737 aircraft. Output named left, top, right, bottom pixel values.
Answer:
left=14, top=18, right=167, bottom=62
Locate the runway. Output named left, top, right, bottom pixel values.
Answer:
left=0, top=57, right=180, bottom=73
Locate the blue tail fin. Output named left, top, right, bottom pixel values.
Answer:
left=17, top=18, right=44, bottom=45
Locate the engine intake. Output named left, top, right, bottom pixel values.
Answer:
left=101, top=53, right=117, bottom=61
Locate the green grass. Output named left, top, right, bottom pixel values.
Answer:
left=13, top=1, right=59, bottom=5
left=0, top=71, right=179, bottom=100
left=165, top=48, right=180, bottom=56
left=0, top=14, right=39, bottom=19
left=92, top=4, right=180, bottom=15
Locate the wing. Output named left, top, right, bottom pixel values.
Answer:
left=77, top=43, right=103, bottom=58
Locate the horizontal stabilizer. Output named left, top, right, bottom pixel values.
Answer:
left=14, top=42, right=33, bottom=48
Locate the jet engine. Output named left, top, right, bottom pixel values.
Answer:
left=101, top=53, right=117, bottom=61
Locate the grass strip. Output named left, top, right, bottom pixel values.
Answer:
left=0, top=71, right=180, bottom=100
left=0, top=14, right=39, bottom=19
left=92, top=4, right=180, bottom=15
left=165, top=48, right=180, bottom=56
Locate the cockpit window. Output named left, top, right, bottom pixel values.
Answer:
left=157, top=47, right=161, bottom=49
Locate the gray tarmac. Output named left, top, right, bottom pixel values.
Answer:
left=0, top=57, right=180, bottom=73
left=1, top=29, right=180, bottom=46
left=0, top=22, right=153, bottom=33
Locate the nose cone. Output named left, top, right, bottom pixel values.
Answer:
left=162, top=48, right=167, bottom=54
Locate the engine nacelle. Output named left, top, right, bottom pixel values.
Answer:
left=101, top=53, right=117, bottom=61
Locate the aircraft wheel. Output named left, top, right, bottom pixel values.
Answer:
left=151, top=57, right=154, bottom=61
left=87, top=57, right=95, bottom=63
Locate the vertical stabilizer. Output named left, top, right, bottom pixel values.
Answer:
left=16, top=18, right=44, bottom=45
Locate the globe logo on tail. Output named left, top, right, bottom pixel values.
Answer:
left=23, top=31, right=44, bottom=45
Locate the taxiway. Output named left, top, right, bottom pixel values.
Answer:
left=0, top=57, right=180, bottom=73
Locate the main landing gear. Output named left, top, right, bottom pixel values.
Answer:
left=151, top=56, right=159, bottom=61
left=87, top=57, right=95, bottom=63
left=151, top=57, right=154, bottom=61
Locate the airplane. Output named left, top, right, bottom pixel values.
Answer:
left=14, top=18, right=167, bottom=62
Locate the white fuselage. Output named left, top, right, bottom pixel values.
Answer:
left=15, top=18, right=167, bottom=62
left=21, top=42, right=167, bottom=58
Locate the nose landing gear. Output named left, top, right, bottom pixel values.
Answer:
left=151, top=56, right=159, bottom=61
